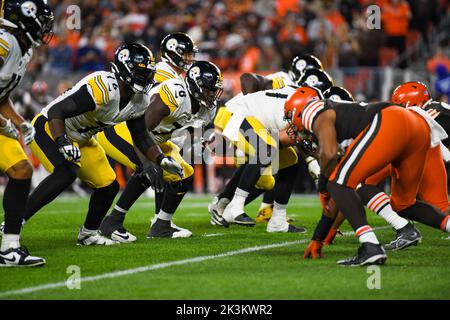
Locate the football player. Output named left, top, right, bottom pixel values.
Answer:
left=0, top=0, right=53, bottom=267
left=284, top=86, right=447, bottom=266
left=96, top=32, right=198, bottom=241
left=208, top=67, right=332, bottom=228
left=97, top=60, right=222, bottom=240
left=357, top=82, right=450, bottom=249
left=20, top=43, right=182, bottom=246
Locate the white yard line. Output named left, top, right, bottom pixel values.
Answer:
left=201, top=233, right=226, bottom=237
left=0, top=226, right=390, bottom=298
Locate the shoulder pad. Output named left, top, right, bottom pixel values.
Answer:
left=86, top=72, right=118, bottom=106
left=158, top=79, right=187, bottom=113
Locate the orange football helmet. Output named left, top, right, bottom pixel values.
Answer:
left=391, top=81, right=431, bottom=108
left=284, top=86, right=322, bottom=139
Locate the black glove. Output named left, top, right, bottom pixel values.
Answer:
left=139, top=161, right=165, bottom=192
left=317, top=174, right=329, bottom=194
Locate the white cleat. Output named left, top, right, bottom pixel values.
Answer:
left=208, top=197, right=230, bottom=227
left=110, top=229, right=137, bottom=243
left=77, top=228, right=119, bottom=246
left=0, top=246, right=45, bottom=267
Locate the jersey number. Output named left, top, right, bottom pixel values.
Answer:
left=265, top=92, right=288, bottom=99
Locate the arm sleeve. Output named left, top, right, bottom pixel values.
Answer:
left=127, top=115, right=158, bottom=154
left=47, top=85, right=96, bottom=120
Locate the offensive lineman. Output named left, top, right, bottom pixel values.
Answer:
left=19, top=43, right=183, bottom=246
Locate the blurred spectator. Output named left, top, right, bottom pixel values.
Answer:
left=435, top=64, right=450, bottom=101
left=427, top=47, right=450, bottom=73
left=353, top=12, right=385, bottom=66
left=380, top=0, right=411, bottom=68
left=75, top=34, right=106, bottom=71
left=47, top=33, right=74, bottom=75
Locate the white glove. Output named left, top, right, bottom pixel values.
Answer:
left=159, top=156, right=184, bottom=179
left=19, top=121, right=36, bottom=145
left=306, top=156, right=320, bottom=182
left=56, top=135, right=81, bottom=164
left=0, top=118, right=19, bottom=140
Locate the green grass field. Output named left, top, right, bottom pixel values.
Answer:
left=0, top=195, right=449, bottom=300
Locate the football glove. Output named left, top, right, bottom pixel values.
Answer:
left=324, top=228, right=343, bottom=246
left=0, top=118, right=19, bottom=140
left=305, top=156, right=320, bottom=182
left=140, top=160, right=165, bottom=192
left=158, top=155, right=184, bottom=179
left=56, top=135, right=81, bottom=164
left=303, top=240, right=324, bottom=259
left=19, top=121, right=36, bottom=145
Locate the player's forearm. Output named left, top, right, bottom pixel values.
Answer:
left=48, top=118, right=67, bottom=140
left=0, top=98, right=25, bottom=127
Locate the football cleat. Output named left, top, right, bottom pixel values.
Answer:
left=267, top=222, right=306, bottom=233
left=230, top=213, right=256, bottom=226
left=0, top=246, right=45, bottom=267
left=99, top=214, right=126, bottom=237
left=337, top=242, right=387, bottom=267
left=147, top=219, right=192, bottom=238
left=208, top=198, right=230, bottom=227
left=77, top=228, right=119, bottom=246
left=383, top=223, right=422, bottom=251
left=110, top=229, right=137, bottom=243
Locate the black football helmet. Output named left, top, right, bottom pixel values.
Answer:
left=2, top=0, right=54, bottom=47
left=186, top=60, right=223, bottom=110
left=111, top=43, right=157, bottom=93
left=325, top=86, right=355, bottom=102
left=297, top=68, right=333, bottom=94
left=160, top=32, right=198, bottom=71
left=289, top=54, right=323, bottom=83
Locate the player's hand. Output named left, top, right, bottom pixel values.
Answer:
left=319, top=192, right=331, bottom=214
left=20, top=121, right=36, bottom=145
left=158, top=156, right=184, bottom=179
left=56, top=135, right=81, bottom=164
left=305, top=156, right=320, bottom=181
left=141, top=160, right=165, bottom=192
left=0, top=118, right=19, bottom=140
left=303, top=240, right=324, bottom=259
left=324, top=228, right=343, bottom=246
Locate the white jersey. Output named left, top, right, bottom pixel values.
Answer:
left=154, top=61, right=183, bottom=84
left=265, top=71, right=296, bottom=88
left=41, top=71, right=150, bottom=143
left=150, top=78, right=215, bottom=144
left=225, top=85, right=296, bottom=130
left=0, top=29, right=33, bottom=101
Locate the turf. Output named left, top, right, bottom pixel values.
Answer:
left=0, top=195, right=449, bottom=300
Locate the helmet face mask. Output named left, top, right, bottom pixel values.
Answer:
left=186, top=61, right=223, bottom=110
left=112, top=43, right=156, bottom=94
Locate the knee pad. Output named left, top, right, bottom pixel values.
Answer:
left=255, top=174, right=275, bottom=191
left=101, top=179, right=120, bottom=197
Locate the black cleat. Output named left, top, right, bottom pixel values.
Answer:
left=383, top=223, right=422, bottom=251
left=337, top=242, right=387, bottom=267
left=233, top=213, right=256, bottom=226
left=287, top=224, right=307, bottom=233
left=147, top=219, right=192, bottom=238
left=99, top=214, right=125, bottom=237
left=208, top=203, right=229, bottom=228
left=0, top=246, right=45, bottom=267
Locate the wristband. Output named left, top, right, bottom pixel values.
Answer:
left=318, top=174, right=328, bottom=193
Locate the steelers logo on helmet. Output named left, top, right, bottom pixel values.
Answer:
left=295, top=59, right=307, bottom=73
left=118, top=49, right=130, bottom=63
left=21, top=1, right=38, bottom=17
left=329, top=94, right=341, bottom=102
left=166, top=38, right=178, bottom=51
left=189, top=66, right=201, bottom=80
left=304, top=74, right=319, bottom=87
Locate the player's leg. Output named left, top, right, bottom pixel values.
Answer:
left=328, top=110, right=414, bottom=266
left=266, top=162, right=306, bottom=233
left=76, top=138, right=119, bottom=245
left=24, top=115, right=79, bottom=222
left=148, top=141, right=194, bottom=238
left=97, top=126, right=149, bottom=241
left=0, top=134, right=44, bottom=267
left=222, top=117, right=277, bottom=226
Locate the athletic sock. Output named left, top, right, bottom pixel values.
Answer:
left=228, top=188, right=249, bottom=211
left=262, top=189, right=275, bottom=205
left=157, top=210, right=173, bottom=222
left=356, top=225, right=379, bottom=245
left=1, top=234, right=20, bottom=251
left=84, top=181, right=120, bottom=230
left=366, top=192, right=408, bottom=230
left=311, top=214, right=335, bottom=241
left=109, top=205, right=127, bottom=221
left=259, top=202, right=273, bottom=210
left=3, top=177, right=31, bottom=234
left=267, top=202, right=288, bottom=230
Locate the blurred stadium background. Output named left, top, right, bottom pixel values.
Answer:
left=1, top=0, right=449, bottom=196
